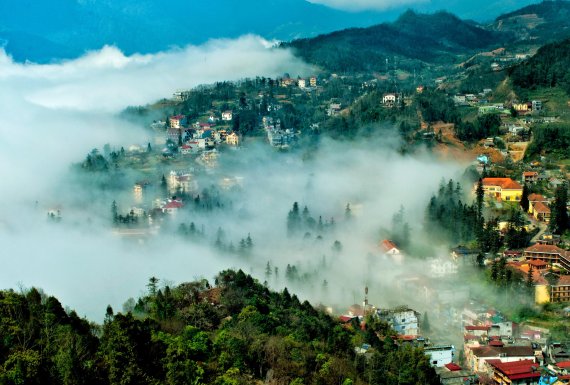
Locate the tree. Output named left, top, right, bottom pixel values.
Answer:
left=550, top=183, right=569, bottom=235
left=345, top=203, right=352, bottom=220
left=147, top=277, right=159, bottom=296
left=520, top=184, right=530, bottom=212
left=111, top=200, right=119, bottom=224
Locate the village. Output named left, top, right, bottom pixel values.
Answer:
left=57, top=69, right=570, bottom=385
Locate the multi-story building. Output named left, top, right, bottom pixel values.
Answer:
left=481, top=178, right=523, bottom=202
left=376, top=307, right=420, bottom=336
left=523, top=244, right=570, bottom=272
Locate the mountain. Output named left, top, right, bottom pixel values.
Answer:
left=284, top=10, right=508, bottom=73
left=491, top=0, right=570, bottom=43
left=0, top=0, right=544, bottom=63
left=0, top=0, right=396, bottom=63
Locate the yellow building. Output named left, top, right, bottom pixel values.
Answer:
left=226, top=132, right=239, bottom=146
left=481, top=178, right=523, bottom=202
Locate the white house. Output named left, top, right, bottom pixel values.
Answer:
left=377, top=307, right=420, bottom=336
left=222, top=111, right=233, bottom=121
left=425, top=345, right=455, bottom=367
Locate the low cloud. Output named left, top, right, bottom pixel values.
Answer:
left=307, top=0, right=430, bottom=12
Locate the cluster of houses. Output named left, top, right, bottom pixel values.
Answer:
left=262, top=116, right=296, bottom=148
left=460, top=304, right=570, bottom=384
left=154, top=113, right=241, bottom=158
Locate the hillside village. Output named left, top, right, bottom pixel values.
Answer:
left=36, top=5, right=570, bottom=385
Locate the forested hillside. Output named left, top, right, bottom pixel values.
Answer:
left=284, top=10, right=505, bottom=73
left=509, top=38, right=570, bottom=94
left=0, top=270, right=439, bottom=385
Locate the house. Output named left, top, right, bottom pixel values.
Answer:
left=429, top=258, right=458, bottom=277
left=524, top=171, right=539, bottom=184
left=481, top=178, right=523, bottom=202
left=309, top=76, right=317, bottom=87
left=162, top=199, right=183, bottom=214
left=465, top=345, right=536, bottom=373
left=465, top=325, right=491, bottom=338
left=531, top=202, right=551, bottom=223
left=226, top=132, right=239, bottom=146
left=168, top=171, right=196, bottom=194
left=221, top=111, right=233, bottom=121
left=513, top=102, right=530, bottom=112
left=523, top=244, right=570, bottom=272
left=298, top=79, right=307, bottom=89
left=180, top=144, right=196, bottom=155
left=436, top=364, right=477, bottom=385
left=169, top=115, right=187, bottom=129
left=532, top=100, right=543, bottom=112
left=488, top=359, right=541, bottom=385
left=380, top=240, right=400, bottom=255
left=327, top=103, right=342, bottom=116
left=382, top=93, right=400, bottom=107
left=424, top=345, right=455, bottom=367
left=376, top=307, right=420, bottom=336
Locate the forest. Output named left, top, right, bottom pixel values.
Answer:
left=0, top=270, right=439, bottom=385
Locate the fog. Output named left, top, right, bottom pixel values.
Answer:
left=308, top=0, right=428, bottom=12
left=0, top=34, right=474, bottom=325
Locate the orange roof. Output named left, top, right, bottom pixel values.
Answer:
left=533, top=201, right=551, bottom=214
left=528, top=193, right=547, bottom=202
left=523, top=171, right=538, bottom=177
left=525, top=243, right=567, bottom=255
left=380, top=239, right=398, bottom=252
left=482, top=178, right=522, bottom=190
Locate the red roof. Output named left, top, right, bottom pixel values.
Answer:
left=533, top=201, right=551, bottom=214
left=380, top=239, right=399, bottom=253
left=489, top=340, right=504, bottom=347
left=489, top=359, right=540, bottom=381
left=164, top=201, right=183, bottom=209
left=339, top=315, right=356, bottom=323
left=556, top=361, right=570, bottom=369
left=445, top=363, right=462, bottom=371
left=528, top=193, right=547, bottom=202
left=170, top=114, right=186, bottom=120
left=465, top=325, right=491, bottom=331
left=482, top=177, right=522, bottom=190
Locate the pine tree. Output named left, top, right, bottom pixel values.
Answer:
left=550, top=183, right=569, bottom=235
left=345, top=203, right=352, bottom=220
left=111, top=200, right=119, bottom=224
left=520, top=184, right=530, bottom=212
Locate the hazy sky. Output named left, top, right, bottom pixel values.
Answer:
left=308, top=0, right=540, bottom=16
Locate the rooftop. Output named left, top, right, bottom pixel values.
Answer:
left=482, top=177, right=522, bottom=190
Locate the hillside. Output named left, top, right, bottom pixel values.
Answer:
left=284, top=10, right=508, bottom=73
left=491, top=0, right=570, bottom=44
left=509, top=37, right=570, bottom=93
left=0, top=270, right=439, bottom=385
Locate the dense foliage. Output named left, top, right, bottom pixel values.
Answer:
left=509, top=38, right=570, bottom=94
left=285, top=11, right=503, bottom=73
left=526, top=123, right=570, bottom=159
left=0, top=271, right=440, bottom=385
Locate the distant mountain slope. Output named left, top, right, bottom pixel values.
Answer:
left=0, top=0, right=395, bottom=63
left=508, top=37, right=570, bottom=93
left=491, top=0, right=570, bottom=43
left=284, top=11, right=507, bottom=73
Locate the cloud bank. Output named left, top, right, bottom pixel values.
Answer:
left=307, top=0, right=429, bottom=12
